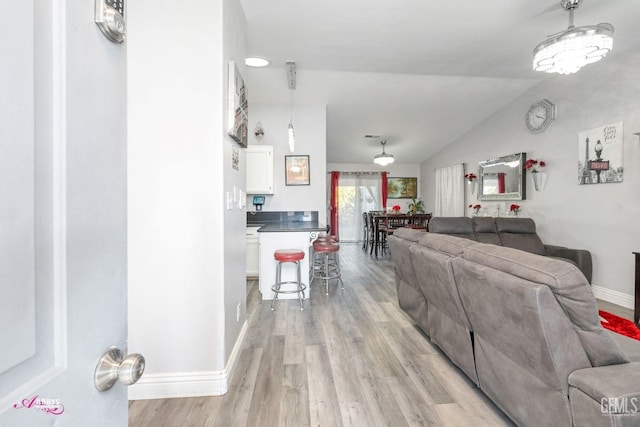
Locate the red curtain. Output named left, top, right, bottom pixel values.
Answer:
left=498, top=173, right=506, bottom=194
left=381, top=172, right=388, bottom=210
left=330, top=171, right=339, bottom=239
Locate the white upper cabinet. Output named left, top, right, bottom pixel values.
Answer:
left=246, top=145, right=274, bottom=194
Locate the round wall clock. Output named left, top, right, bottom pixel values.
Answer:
left=525, top=99, right=556, bottom=134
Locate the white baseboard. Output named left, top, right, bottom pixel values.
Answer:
left=592, top=285, right=634, bottom=310
left=128, top=320, right=249, bottom=401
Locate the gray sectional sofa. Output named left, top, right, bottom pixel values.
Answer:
left=388, top=228, right=640, bottom=427
left=429, top=216, right=593, bottom=283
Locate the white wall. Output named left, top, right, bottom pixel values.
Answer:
left=246, top=103, right=327, bottom=224
left=421, top=51, right=640, bottom=306
left=127, top=0, right=246, bottom=399
left=327, top=163, right=421, bottom=212
left=222, top=0, right=248, bottom=366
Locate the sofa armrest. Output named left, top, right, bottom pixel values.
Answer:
left=569, top=363, right=640, bottom=426
left=544, top=244, right=593, bottom=284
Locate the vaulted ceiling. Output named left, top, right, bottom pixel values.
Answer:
left=242, top=0, right=639, bottom=164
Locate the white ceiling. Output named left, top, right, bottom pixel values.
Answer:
left=242, top=0, right=639, bottom=164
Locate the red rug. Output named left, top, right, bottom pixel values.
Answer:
left=599, top=310, right=640, bottom=341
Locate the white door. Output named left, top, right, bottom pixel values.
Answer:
left=1, top=1, right=131, bottom=425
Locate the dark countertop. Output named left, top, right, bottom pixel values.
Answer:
left=257, top=222, right=327, bottom=233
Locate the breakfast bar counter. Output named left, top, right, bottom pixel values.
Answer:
left=248, top=211, right=326, bottom=300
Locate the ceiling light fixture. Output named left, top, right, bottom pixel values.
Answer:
left=245, top=57, right=270, bottom=68
left=533, top=0, right=613, bottom=75
left=286, top=61, right=296, bottom=152
left=374, top=140, right=394, bottom=166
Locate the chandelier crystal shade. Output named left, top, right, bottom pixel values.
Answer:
left=373, top=140, right=394, bottom=166
left=533, top=0, right=613, bottom=75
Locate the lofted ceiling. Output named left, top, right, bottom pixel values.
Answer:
left=241, top=0, right=639, bottom=165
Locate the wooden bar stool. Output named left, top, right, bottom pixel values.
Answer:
left=271, top=249, right=306, bottom=311
left=312, top=241, right=344, bottom=295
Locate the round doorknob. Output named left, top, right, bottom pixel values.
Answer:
left=94, top=347, right=145, bottom=392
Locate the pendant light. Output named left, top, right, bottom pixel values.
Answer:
left=374, top=140, right=394, bottom=166
left=533, top=0, right=614, bottom=75
left=286, top=61, right=296, bottom=152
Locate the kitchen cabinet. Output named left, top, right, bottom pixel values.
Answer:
left=246, top=226, right=260, bottom=277
left=246, top=145, right=273, bottom=194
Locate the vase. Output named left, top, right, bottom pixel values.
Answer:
left=468, top=180, right=476, bottom=195
left=532, top=172, right=545, bottom=191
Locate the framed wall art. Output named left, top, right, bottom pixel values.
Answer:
left=285, top=155, right=310, bottom=186
left=387, top=177, right=417, bottom=198
left=578, top=122, right=623, bottom=185
left=227, top=61, right=248, bottom=147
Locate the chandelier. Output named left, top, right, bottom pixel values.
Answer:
left=533, top=0, right=614, bottom=75
left=373, top=140, right=394, bottom=166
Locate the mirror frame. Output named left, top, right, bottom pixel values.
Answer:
left=477, top=152, right=527, bottom=201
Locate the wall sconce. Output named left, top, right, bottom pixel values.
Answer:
left=254, top=122, right=265, bottom=141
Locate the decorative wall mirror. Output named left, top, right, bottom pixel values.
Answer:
left=478, top=152, right=527, bottom=201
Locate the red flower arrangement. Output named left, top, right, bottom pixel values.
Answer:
left=392, top=205, right=401, bottom=213
left=510, top=204, right=521, bottom=216
left=468, top=204, right=481, bottom=215
left=524, top=159, right=546, bottom=173
left=464, top=173, right=477, bottom=182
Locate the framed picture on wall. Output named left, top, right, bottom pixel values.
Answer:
left=285, top=155, right=310, bottom=186
left=227, top=61, right=248, bottom=147
left=387, top=177, right=417, bottom=198
left=578, top=122, right=623, bottom=185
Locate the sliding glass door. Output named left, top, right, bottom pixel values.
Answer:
left=336, top=173, right=382, bottom=242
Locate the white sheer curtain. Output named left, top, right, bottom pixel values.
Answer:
left=336, top=172, right=382, bottom=242
left=435, top=164, right=465, bottom=216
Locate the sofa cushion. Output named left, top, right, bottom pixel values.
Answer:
left=462, top=243, right=629, bottom=367
left=418, top=232, right=476, bottom=257
left=392, top=227, right=424, bottom=242
left=472, top=217, right=501, bottom=245
left=453, top=258, right=589, bottom=425
left=496, top=218, right=546, bottom=255
left=428, top=217, right=475, bottom=240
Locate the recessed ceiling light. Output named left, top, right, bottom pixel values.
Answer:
left=245, top=57, right=270, bottom=68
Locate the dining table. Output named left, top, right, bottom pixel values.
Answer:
left=369, top=212, right=431, bottom=257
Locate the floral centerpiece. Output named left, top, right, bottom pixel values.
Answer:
left=392, top=204, right=401, bottom=213
left=468, top=204, right=481, bottom=215
left=464, top=173, right=477, bottom=182
left=510, top=204, right=521, bottom=217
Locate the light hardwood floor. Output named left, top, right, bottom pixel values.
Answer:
left=129, top=243, right=633, bottom=427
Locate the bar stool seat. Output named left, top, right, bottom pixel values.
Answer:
left=271, top=249, right=306, bottom=311
left=274, top=249, right=305, bottom=263
left=312, top=242, right=344, bottom=295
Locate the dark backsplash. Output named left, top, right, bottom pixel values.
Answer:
left=247, top=211, right=318, bottom=225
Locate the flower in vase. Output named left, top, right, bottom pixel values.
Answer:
left=524, top=159, right=546, bottom=173
left=510, top=204, right=521, bottom=216
left=464, top=173, right=477, bottom=182
left=392, top=205, right=401, bottom=213
left=468, top=204, right=481, bottom=215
